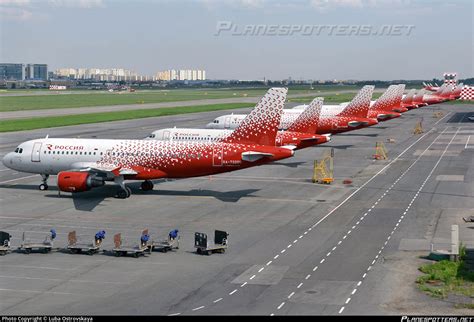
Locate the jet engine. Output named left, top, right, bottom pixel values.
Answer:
left=57, top=171, right=105, bottom=192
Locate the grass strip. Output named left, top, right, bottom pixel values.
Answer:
left=1, top=103, right=251, bottom=132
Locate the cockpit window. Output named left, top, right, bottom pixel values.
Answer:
left=213, top=120, right=219, bottom=123
left=14, top=148, right=23, bottom=153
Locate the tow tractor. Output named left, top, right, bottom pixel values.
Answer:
left=0, top=231, right=11, bottom=256
left=19, top=229, right=56, bottom=254
left=195, top=230, right=229, bottom=255
left=67, top=230, right=105, bottom=255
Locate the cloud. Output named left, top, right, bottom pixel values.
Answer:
left=0, top=6, right=32, bottom=20
left=199, top=0, right=265, bottom=10
left=47, top=0, right=105, bottom=8
left=0, top=0, right=31, bottom=5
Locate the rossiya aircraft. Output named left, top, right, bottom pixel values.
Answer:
left=206, top=85, right=378, bottom=134
left=366, top=85, right=403, bottom=121
left=146, top=97, right=330, bottom=150
left=422, top=82, right=440, bottom=92
left=401, top=89, right=417, bottom=110
left=421, top=84, right=453, bottom=105
left=2, top=88, right=294, bottom=199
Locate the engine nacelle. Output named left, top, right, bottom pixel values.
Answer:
left=57, top=171, right=105, bottom=193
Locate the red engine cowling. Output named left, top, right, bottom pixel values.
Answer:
left=57, top=171, right=105, bottom=192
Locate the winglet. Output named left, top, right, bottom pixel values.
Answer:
left=337, top=85, right=374, bottom=118
left=222, top=88, right=287, bottom=146
left=371, top=85, right=399, bottom=112
left=286, top=97, right=323, bottom=133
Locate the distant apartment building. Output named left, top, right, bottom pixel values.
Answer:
left=156, top=69, right=206, bottom=81
left=55, top=67, right=154, bottom=81
left=0, top=63, right=48, bottom=81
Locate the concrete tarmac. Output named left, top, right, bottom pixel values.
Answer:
left=0, top=103, right=472, bottom=315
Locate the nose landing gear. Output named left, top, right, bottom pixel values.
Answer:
left=39, top=174, right=49, bottom=191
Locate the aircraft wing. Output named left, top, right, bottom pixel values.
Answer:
left=69, top=162, right=138, bottom=177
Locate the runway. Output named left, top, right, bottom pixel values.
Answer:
left=0, top=103, right=473, bottom=315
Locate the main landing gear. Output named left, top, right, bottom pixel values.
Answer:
left=141, top=180, right=154, bottom=191
left=114, top=176, right=131, bottom=199
left=39, top=174, right=49, bottom=191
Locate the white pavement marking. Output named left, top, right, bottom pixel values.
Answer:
left=0, top=288, right=76, bottom=296
left=213, top=298, right=223, bottom=303
left=434, top=111, right=451, bottom=125
left=182, top=126, right=441, bottom=315
left=465, top=135, right=471, bottom=149
left=339, top=307, right=345, bottom=314
left=0, top=174, right=37, bottom=185
left=229, top=289, right=237, bottom=295
left=192, top=306, right=205, bottom=311
left=338, top=126, right=460, bottom=315
left=277, top=302, right=285, bottom=310
left=288, top=292, right=295, bottom=299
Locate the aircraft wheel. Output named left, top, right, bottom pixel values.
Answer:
left=39, top=184, right=48, bottom=191
left=125, top=187, right=132, bottom=198
left=116, top=189, right=129, bottom=199
left=141, top=180, right=154, bottom=191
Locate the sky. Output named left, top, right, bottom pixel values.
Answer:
left=0, top=0, right=473, bottom=80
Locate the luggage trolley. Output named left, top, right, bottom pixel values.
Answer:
left=67, top=230, right=105, bottom=255
left=111, top=230, right=150, bottom=258
left=195, top=230, right=228, bottom=255
left=150, top=229, right=180, bottom=253
left=19, top=229, right=56, bottom=254
left=0, top=231, right=11, bottom=256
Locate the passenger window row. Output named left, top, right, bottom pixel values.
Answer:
left=44, top=150, right=102, bottom=156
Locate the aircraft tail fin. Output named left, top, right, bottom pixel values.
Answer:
left=337, top=85, right=374, bottom=118
left=440, top=84, right=454, bottom=98
left=222, top=87, right=287, bottom=146
left=286, top=97, right=323, bottom=133
left=371, top=85, right=399, bottom=112
left=402, top=89, right=416, bottom=104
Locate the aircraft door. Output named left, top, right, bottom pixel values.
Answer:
left=163, top=130, right=170, bottom=140
left=212, top=145, right=223, bottom=167
left=31, top=142, right=42, bottom=162
left=224, top=117, right=231, bottom=129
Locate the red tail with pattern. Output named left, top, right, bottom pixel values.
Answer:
left=222, top=87, right=287, bottom=146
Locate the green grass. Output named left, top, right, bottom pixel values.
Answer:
left=444, top=99, right=474, bottom=105
left=0, top=103, right=251, bottom=132
left=416, top=253, right=474, bottom=299
left=0, top=86, right=360, bottom=112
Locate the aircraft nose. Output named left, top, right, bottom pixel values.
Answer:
left=206, top=122, right=215, bottom=129
left=2, top=152, right=13, bottom=168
